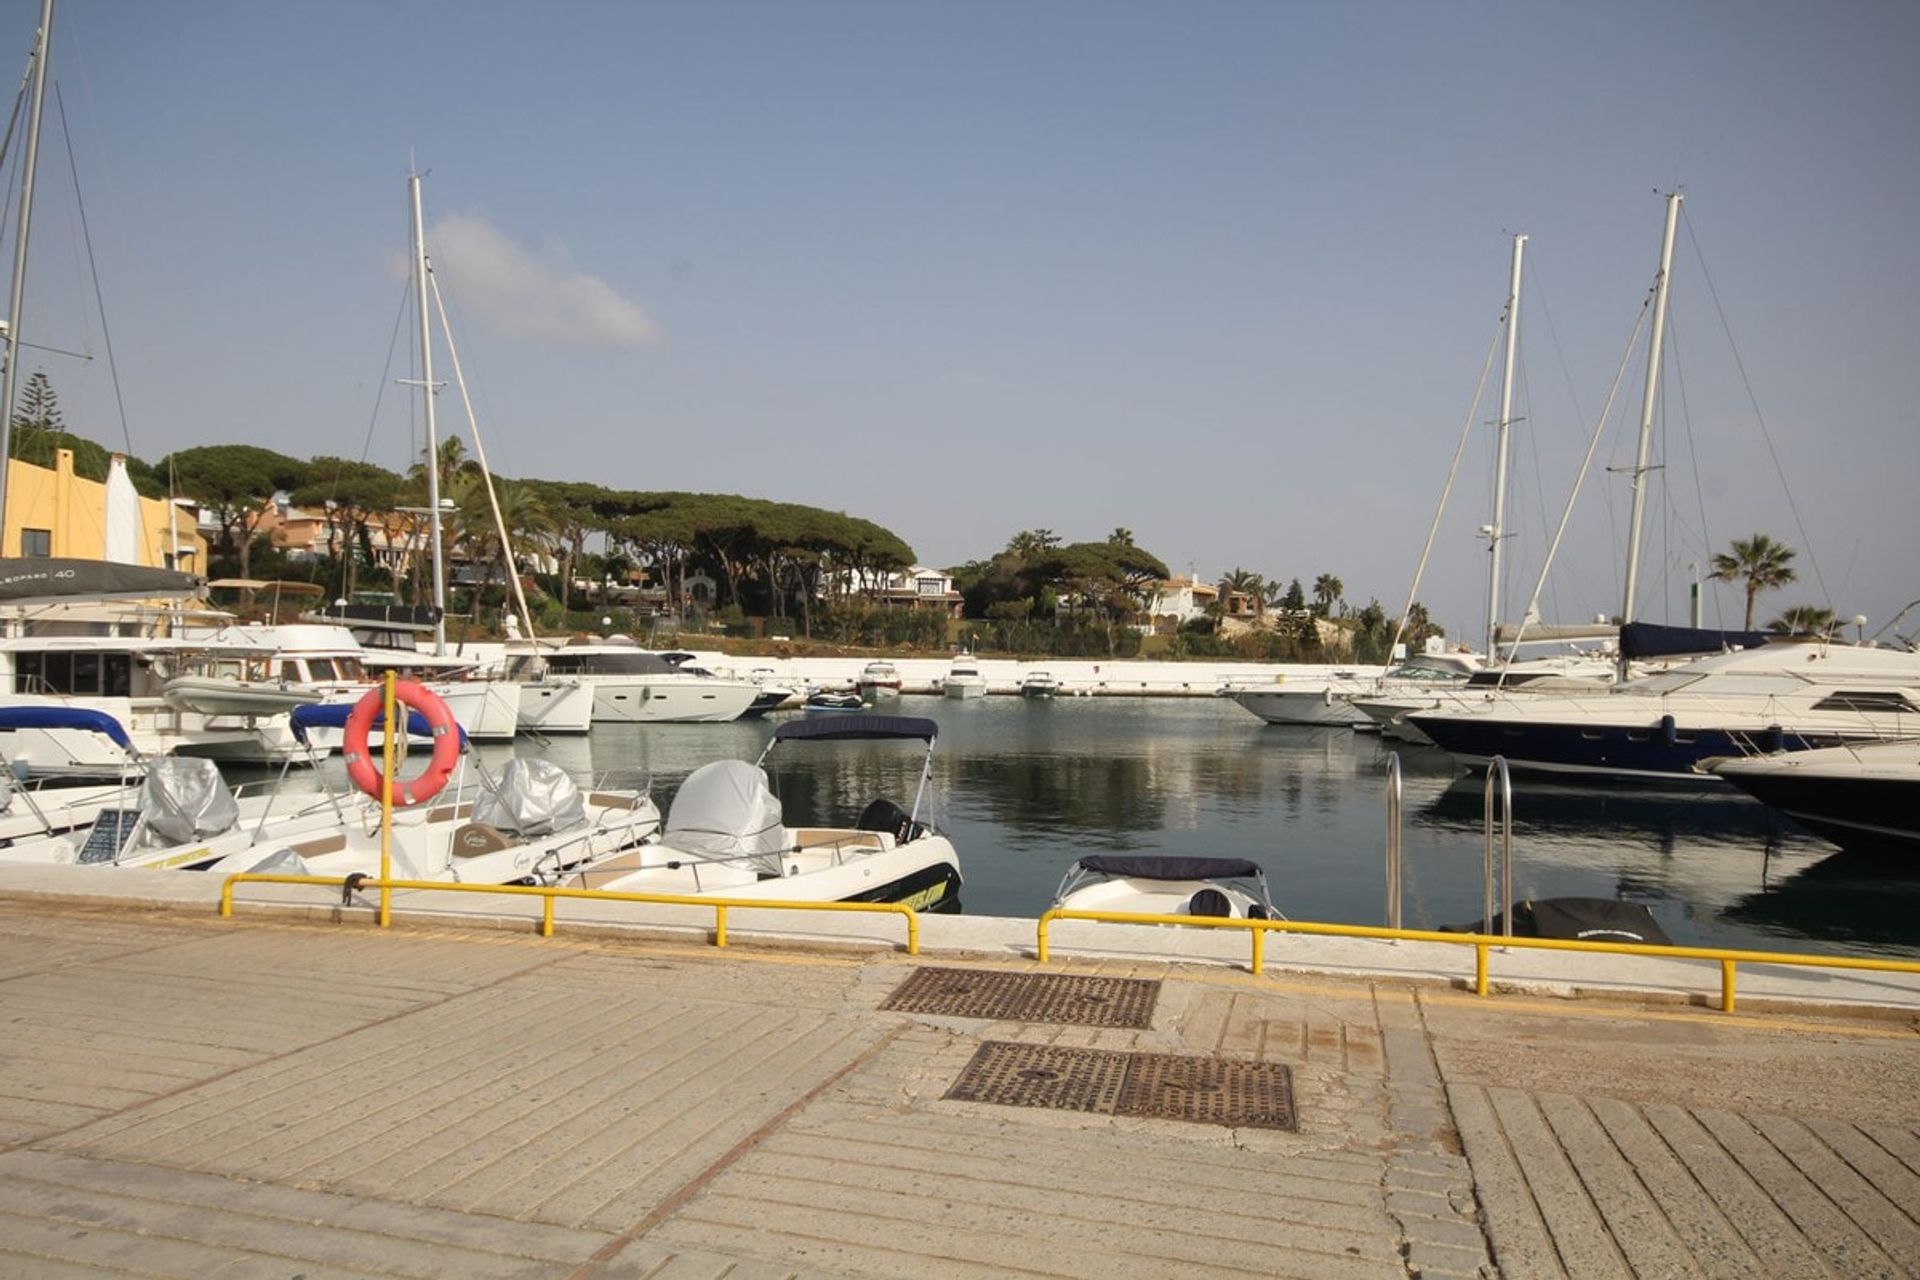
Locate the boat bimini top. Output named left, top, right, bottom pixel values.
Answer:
left=286, top=702, right=471, bottom=749
left=760, top=714, right=940, bottom=828
left=0, top=705, right=136, bottom=751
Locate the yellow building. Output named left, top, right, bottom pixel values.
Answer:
left=3, top=447, right=206, bottom=569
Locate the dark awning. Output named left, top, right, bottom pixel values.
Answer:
left=1075, top=855, right=1265, bottom=881
left=772, top=714, right=939, bottom=744
left=1619, top=621, right=1771, bottom=661
left=0, top=558, right=199, bottom=605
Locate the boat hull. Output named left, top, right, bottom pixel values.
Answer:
left=1228, top=687, right=1369, bottom=727
left=588, top=678, right=760, bottom=724
left=516, top=679, right=594, bottom=734
left=1411, top=713, right=1863, bottom=781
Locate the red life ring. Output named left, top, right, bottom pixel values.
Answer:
left=342, top=681, right=462, bottom=807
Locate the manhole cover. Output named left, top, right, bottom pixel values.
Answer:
left=946, top=1042, right=1296, bottom=1131
left=882, top=967, right=1160, bottom=1028
left=1118, top=1052, right=1296, bottom=1129
left=944, top=1041, right=1131, bottom=1114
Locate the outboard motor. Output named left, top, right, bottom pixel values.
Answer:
left=856, top=797, right=925, bottom=844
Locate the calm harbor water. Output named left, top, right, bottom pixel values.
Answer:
left=340, top=695, right=1917, bottom=959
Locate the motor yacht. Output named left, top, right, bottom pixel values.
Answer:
left=856, top=661, right=902, bottom=700
left=942, top=655, right=987, bottom=699
left=571, top=715, right=961, bottom=910
left=538, top=636, right=761, bottom=723
left=1225, top=652, right=1482, bottom=728
left=1409, top=641, right=1920, bottom=780
left=1705, top=739, right=1920, bottom=854
left=1019, top=670, right=1061, bottom=699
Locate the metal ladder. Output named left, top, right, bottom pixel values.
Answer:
left=1383, top=753, right=1514, bottom=938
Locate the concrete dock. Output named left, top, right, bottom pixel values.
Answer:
left=3, top=876, right=1918, bottom=1278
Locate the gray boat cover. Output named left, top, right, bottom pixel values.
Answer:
left=0, top=771, right=12, bottom=813
left=665, top=760, right=786, bottom=862
left=471, top=758, right=587, bottom=836
left=139, top=758, right=239, bottom=844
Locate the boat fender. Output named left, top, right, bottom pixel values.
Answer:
left=1764, top=725, right=1785, bottom=753
left=342, top=681, right=462, bottom=808
left=1323, top=687, right=1334, bottom=707
left=1660, top=714, right=1678, bottom=746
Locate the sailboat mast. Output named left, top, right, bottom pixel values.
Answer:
left=408, top=170, right=448, bottom=655
left=0, top=0, right=55, bottom=544
left=1619, top=192, right=1683, bottom=644
left=1485, top=232, right=1526, bottom=660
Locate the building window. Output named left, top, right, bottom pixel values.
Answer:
left=21, top=528, right=50, bottom=558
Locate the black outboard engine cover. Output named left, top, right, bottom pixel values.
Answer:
left=856, top=797, right=926, bottom=844
left=1444, top=897, right=1672, bottom=946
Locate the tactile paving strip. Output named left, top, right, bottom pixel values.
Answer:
left=881, top=967, right=1160, bottom=1028
left=946, top=1041, right=1296, bottom=1131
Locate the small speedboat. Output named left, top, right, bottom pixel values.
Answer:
left=1051, top=855, right=1280, bottom=919
left=573, top=714, right=961, bottom=910
left=804, top=689, right=866, bottom=714
left=1019, top=670, right=1061, bottom=699
left=1704, top=739, right=1920, bottom=854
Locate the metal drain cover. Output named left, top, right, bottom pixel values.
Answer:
left=946, top=1041, right=1296, bottom=1131
left=882, top=967, right=1160, bottom=1028
left=1118, top=1052, right=1296, bottom=1129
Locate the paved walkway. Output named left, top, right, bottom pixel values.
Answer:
left=1, top=898, right=1917, bottom=1278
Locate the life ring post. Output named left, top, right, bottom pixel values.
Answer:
left=379, top=670, right=396, bottom=927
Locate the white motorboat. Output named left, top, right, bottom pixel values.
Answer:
left=942, top=656, right=987, bottom=699
left=741, top=666, right=801, bottom=717
left=199, top=704, right=662, bottom=883
left=1704, top=738, right=1920, bottom=854
left=1019, top=670, right=1061, bottom=699
left=196, top=623, right=516, bottom=748
left=1226, top=652, right=1483, bottom=728
left=1051, top=855, right=1280, bottom=920
left=1351, top=655, right=1616, bottom=744
left=856, top=661, right=902, bottom=700
left=539, top=636, right=762, bottom=724
left=1410, top=641, right=1920, bottom=781
left=573, top=714, right=961, bottom=910
left=0, top=756, right=346, bottom=871
left=0, top=707, right=158, bottom=847
left=803, top=688, right=866, bottom=714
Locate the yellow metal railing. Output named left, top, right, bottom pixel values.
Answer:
left=221, top=873, right=920, bottom=954
left=1036, top=908, right=1920, bottom=1013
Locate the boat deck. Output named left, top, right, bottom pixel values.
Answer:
left=3, top=873, right=1918, bottom=1278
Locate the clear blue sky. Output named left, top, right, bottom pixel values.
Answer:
left=7, top=0, right=1916, bottom=642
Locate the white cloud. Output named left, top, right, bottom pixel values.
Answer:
left=425, top=214, right=662, bottom=348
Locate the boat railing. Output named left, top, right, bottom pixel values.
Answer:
left=1383, top=753, right=1403, bottom=930
left=1482, top=755, right=1513, bottom=939
left=220, top=872, right=920, bottom=955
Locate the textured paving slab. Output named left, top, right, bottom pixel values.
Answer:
left=5, top=899, right=1918, bottom=1279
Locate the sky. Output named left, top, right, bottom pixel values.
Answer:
left=3, top=0, right=1916, bottom=645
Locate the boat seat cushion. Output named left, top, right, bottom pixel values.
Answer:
left=452, top=822, right=512, bottom=856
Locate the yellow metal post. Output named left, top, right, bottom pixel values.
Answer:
left=1250, top=926, right=1265, bottom=976
left=1721, top=959, right=1737, bottom=1012
left=1036, top=912, right=1052, bottom=963
left=379, top=670, right=396, bottom=928
left=1475, top=943, right=1489, bottom=995
left=542, top=895, right=555, bottom=938
left=715, top=903, right=728, bottom=948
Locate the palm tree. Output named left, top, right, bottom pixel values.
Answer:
left=452, top=474, right=554, bottom=617
left=1768, top=605, right=1837, bottom=637
left=1218, top=567, right=1261, bottom=620
left=1312, top=573, right=1344, bottom=618
left=1711, top=533, right=1798, bottom=630
left=1107, top=527, right=1134, bottom=547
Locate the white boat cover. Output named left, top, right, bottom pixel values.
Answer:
left=471, top=758, right=587, bottom=836
left=0, top=771, right=12, bottom=813
left=139, top=758, right=239, bottom=844
left=665, top=760, right=786, bottom=861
